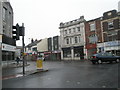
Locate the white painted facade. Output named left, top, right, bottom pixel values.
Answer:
left=37, top=38, right=48, bottom=52
left=59, top=16, right=86, bottom=60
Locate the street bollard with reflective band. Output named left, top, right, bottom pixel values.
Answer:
left=36, top=60, right=43, bottom=69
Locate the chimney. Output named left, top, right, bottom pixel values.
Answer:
left=31, top=38, right=34, bottom=43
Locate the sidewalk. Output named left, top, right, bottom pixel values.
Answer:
left=2, top=61, right=48, bottom=80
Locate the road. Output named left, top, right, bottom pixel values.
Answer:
left=2, top=60, right=119, bottom=88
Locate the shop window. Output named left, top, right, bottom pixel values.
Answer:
left=63, top=48, right=71, bottom=58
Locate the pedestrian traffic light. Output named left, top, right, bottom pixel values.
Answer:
left=12, top=23, right=20, bottom=40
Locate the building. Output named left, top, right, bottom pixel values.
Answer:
left=25, top=39, right=41, bottom=60
left=46, top=36, right=61, bottom=60
left=118, top=1, right=120, bottom=12
left=0, top=1, right=16, bottom=61
left=59, top=16, right=86, bottom=60
left=101, top=10, right=120, bottom=55
left=85, top=17, right=103, bottom=59
left=37, top=38, right=48, bottom=58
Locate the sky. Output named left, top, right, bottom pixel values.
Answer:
left=10, top=0, right=119, bottom=46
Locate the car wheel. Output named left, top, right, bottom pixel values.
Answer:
left=116, top=59, right=120, bottom=63
left=92, top=62, right=96, bottom=64
left=98, top=60, right=102, bottom=64
left=109, top=61, right=112, bottom=63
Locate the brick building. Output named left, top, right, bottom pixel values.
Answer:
left=102, top=10, right=120, bottom=55
left=85, top=17, right=103, bottom=59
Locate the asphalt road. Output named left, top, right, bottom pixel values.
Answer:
left=2, top=60, right=119, bottom=88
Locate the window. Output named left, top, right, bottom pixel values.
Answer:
left=77, top=27, right=80, bottom=32
left=66, top=38, right=69, bottom=44
left=3, top=7, right=7, bottom=21
left=70, top=38, right=72, bottom=44
left=69, top=29, right=71, bottom=34
left=90, top=23, right=95, bottom=31
left=78, top=36, right=81, bottom=43
left=108, top=21, right=114, bottom=29
left=73, top=28, right=76, bottom=33
left=89, top=34, right=98, bottom=44
left=65, top=30, right=67, bottom=34
left=75, top=37, right=78, bottom=43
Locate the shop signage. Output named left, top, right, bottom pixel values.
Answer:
left=105, top=41, right=120, bottom=47
left=2, top=43, right=16, bottom=51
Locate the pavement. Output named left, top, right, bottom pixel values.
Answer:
left=2, top=60, right=48, bottom=80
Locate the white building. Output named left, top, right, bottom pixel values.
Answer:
left=37, top=38, right=48, bottom=56
left=59, top=16, right=86, bottom=60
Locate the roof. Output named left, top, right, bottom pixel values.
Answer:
left=25, top=39, right=42, bottom=48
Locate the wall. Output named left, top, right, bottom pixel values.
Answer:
left=0, top=1, right=2, bottom=34
left=37, top=38, right=48, bottom=52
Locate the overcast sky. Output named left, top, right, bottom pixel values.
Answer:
left=10, top=0, right=119, bottom=46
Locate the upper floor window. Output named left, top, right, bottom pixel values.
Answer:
left=3, top=7, right=7, bottom=21
left=73, top=28, right=76, bottom=33
left=89, top=34, right=98, bottom=44
left=75, top=37, right=78, bottom=43
left=66, top=38, right=69, bottom=44
left=90, top=23, right=96, bottom=31
left=78, top=36, right=81, bottom=43
left=65, top=30, right=67, bottom=34
left=69, top=29, right=71, bottom=34
left=77, top=27, right=80, bottom=32
left=70, top=38, right=72, bottom=44
left=108, top=21, right=114, bottom=29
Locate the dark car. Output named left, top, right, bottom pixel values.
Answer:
left=90, top=52, right=120, bottom=64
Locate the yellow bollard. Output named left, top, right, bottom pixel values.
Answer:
left=36, top=60, right=43, bottom=69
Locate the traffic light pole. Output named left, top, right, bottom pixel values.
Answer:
left=0, top=42, right=2, bottom=89
left=22, top=23, right=25, bottom=75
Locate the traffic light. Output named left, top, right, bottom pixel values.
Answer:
left=13, top=23, right=20, bottom=40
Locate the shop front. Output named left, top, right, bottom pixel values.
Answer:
left=104, top=41, right=120, bottom=56
left=2, top=43, right=16, bottom=61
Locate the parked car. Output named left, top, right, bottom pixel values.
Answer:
left=90, top=52, right=120, bottom=64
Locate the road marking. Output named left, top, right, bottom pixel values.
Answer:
left=48, top=78, right=51, bottom=80
left=2, top=74, right=23, bottom=80
left=66, top=80, right=70, bottom=83
left=102, top=85, right=106, bottom=88
left=77, top=82, right=80, bottom=84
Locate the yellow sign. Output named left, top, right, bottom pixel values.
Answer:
left=36, top=60, right=43, bottom=69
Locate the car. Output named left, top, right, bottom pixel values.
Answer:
left=90, top=52, right=120, bottom=64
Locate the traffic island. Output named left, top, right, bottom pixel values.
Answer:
left=2, top=69, right=49, bottom=80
